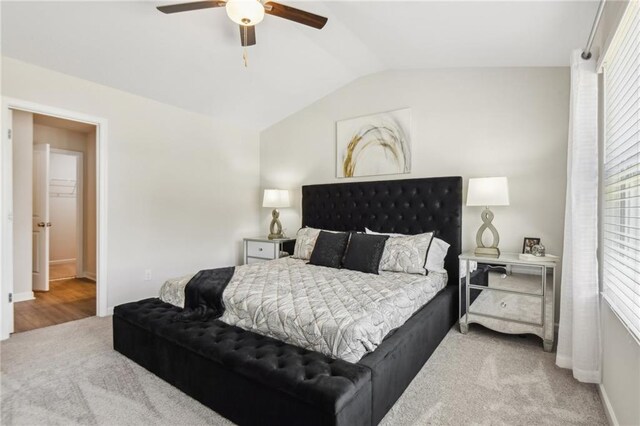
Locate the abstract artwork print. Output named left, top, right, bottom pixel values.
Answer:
left=336, top=108, right=411, bottom=178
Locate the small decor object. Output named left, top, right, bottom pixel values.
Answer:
left=466, top=177, right=510, bottom=258
left=519, top=253, right=559, bottom=262
left=336, top=108, right=411, bottom=178
left=531, top=244, right=546, bottom=257
left=522, top=237, right=541, bottom=254
left=263, top=189, right=290, bottom=240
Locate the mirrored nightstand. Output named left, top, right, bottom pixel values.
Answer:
left=243, top=237, right=296, bottom=265
left=459, top=252, right=557, bottom=352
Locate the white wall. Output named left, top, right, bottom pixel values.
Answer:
left=11, top=110, right=33, bottom=301
left=2, top=57, right=261, bottom=309
left=261, top=67, right=569, bottom=318
left=261, top=68, right=569, bottom=285
left=600, top=302, right=640, bottom=426
left=48, top=152, right=77, bottom=263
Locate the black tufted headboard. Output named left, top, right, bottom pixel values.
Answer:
left=301, top=176, right=462, bottom=286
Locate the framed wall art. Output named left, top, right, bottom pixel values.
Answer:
left=336, top=108, right=411, bottom=178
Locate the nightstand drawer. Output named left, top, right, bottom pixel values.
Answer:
left=486, top=270, right=543, bottom=295
left=247, top=241, right=276, bottom=259
left=469, top=287, right=543, bottom=325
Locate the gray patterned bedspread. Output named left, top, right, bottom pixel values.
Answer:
left=160, top=258, right=447, bottom=362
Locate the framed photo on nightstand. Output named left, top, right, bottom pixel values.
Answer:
left=522, top=237, right=541, bottom=254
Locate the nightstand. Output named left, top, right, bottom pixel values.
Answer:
left=459, top=252, right=557, bottom=352
left=243, top=237, right=296, bottom=265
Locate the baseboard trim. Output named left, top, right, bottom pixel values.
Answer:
left=13, top=291, right=35, bottom=303
left=49, top=258, right=76, bottom=265
left=81, top=271, right=96, bottom=281
left=598, top=383, right=619, bottom=426
left=105, top=306, right=114, bottom=316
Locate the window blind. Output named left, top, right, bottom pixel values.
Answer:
left=603, top=0, right=640, bottom=341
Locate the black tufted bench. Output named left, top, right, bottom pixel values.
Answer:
left=113, top=298, right=372, bottom=426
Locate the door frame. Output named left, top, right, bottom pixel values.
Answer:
left=49, top=148, right=84, bottom=280
left=1, top=97, right=109, bottom=339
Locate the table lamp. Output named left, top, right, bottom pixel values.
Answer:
left=466, top=177, right=510, bottom=258
left=263, top=189, right=290, bottom=239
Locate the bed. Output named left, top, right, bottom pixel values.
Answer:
left=113, top=176, right=462, bottom=426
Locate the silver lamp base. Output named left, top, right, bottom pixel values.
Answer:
left=268, top=209, right=284, bottom=240
left=474, top=207, right=501, bottom=258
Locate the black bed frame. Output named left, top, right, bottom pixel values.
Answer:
left=113, top=176, right=462, bottom=426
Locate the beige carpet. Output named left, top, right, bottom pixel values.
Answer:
left=0, top=317, right=606, bottom=425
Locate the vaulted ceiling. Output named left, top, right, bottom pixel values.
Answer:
left=1, top=1, right=598, bottom=130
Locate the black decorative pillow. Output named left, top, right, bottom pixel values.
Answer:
left=342, top=233, right=389, bottom=274
left=308, top=231, right=350, bottom=269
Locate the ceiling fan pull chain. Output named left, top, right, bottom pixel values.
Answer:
left=243, top=48, right=248, bottom=68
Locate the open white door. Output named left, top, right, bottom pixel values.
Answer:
left=32, top=144, right=50, bottom=292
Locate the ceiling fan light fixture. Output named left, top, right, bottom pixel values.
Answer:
left=226, top=0, right=265, bottom=25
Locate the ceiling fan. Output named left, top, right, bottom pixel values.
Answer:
left=157, top=0, right=328, bottom=48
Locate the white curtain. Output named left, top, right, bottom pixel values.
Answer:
left=556, top=50, right=601, bottom=383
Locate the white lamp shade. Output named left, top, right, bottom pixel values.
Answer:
left=226, top=0, right=265, bottom=25
left=466, top=177, right=510, bottom=206
left=263, top=189, right=290, bottom=208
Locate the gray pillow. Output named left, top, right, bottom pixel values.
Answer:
left=378, top=232, right=434, bottom=275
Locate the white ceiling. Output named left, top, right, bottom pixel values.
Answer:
left=1, top=1, right=598, bottom=130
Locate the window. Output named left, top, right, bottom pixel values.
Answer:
left=602, top=0, right=640, bottom=340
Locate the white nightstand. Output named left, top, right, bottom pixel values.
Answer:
left=459, top=252, right=557, bottom=351
left=243, top=237, right=296, bottom=265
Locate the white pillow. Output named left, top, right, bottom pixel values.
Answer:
left=365, top=228, right=449, bottom=274
left=425, top=238, right=449, bottom=273
left=292, top=227, right=320, bottom=260
left=366, top=229, right=405, bottom=238
left=378, top=232, right=434, bottom=275
left=292, top=227, right=343, bottom=260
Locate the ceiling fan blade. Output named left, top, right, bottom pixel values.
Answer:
left=157, top=1, right=225, bottom=14
left=240, top=25, right=256, bottom=46
left=264, top=2, right=327, bottom=29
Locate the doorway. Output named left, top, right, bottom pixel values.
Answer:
left=12, top=113, right=97, bottom=333
left=1, top=99, right=108, bottom=338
